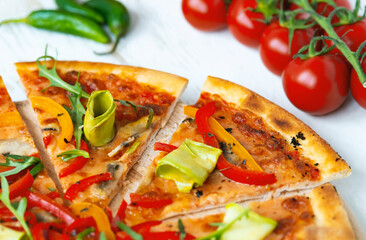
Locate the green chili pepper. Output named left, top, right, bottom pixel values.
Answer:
left=84, top=90, right=116, bottom=146
left=0, top=10, right=109, bottom=43
left=85, top=0, right=130, bottom=54
left=55, top=0, right=104, bottom=23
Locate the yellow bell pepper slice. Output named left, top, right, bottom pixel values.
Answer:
left=0, top=112, right=24, bottom=128
left=184, top=106, right=262, bottom=172
left=70, top=202, right=115, bottom=240
left=30, top=96, right=73, bottom=149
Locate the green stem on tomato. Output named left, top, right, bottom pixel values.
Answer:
left=296, top=0, right=366, bottom=87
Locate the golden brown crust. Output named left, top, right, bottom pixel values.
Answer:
left=203, top=76, right=351, bottom=183
left=294, top=184, right=355, bottom=240
left=152, top=184, right=355, bottom=240
left=15, top=61, right=188, bottom=98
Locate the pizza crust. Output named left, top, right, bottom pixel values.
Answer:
left=202, top=76, right=351, bottom=184
left=15, top=61, right=188, bottom=99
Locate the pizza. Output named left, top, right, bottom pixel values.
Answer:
left=15, top=60, right=188, bottom=207
left=118, top=76, right=351, bottom=225
left=0, top=65, right=358, bottom=240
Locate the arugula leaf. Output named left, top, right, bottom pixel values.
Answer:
left=64, top=87, right=86, bottom=149
left=36, top=55, right=90, bottom=99
left=117, top=222, right=143, bottom=240
left=57, top=149, right=89, bottom=162
left=0, top=176, right=33, bottom=240
left=178, top=219, right=186, bottom=240
left=76, top=227, right=94, bottom=240
left=0, top=155, right=41, bottom=177
left=116, top=99, right=154, bottom=129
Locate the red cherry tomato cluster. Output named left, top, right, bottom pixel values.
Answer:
left=182, top=0, right=366, bottom=114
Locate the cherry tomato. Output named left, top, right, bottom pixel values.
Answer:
left=282, top=55, right=350, bottom=115
left=325, top=19, right=366, bottom=55
left=290, top=0, right=351, bottom=22
left=350, top=60, right=366, bottom=109
left=259, top=21, right=315, bottom=76
left=227, top=0, right=267, bottom=48
left=182, top=0, right=227, bottom=31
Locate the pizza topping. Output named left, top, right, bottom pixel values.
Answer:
left=197, top=203, right=276, bottom=240
left=69, top=202, right=115, bottom=240
left=129, top=193, right=173, bottom=209
left=0, top=154, right=43, bottom=178
left=30, top=95, right=74, bottom=149
left=0, top=224, right=24, bottom=240
left=63, top=216, right=99, bottom=239
left=84, top=90, right=117, bottom=146
left=0, top=112, right=24, bottom=128
left=154, top=142, right=178, bottom=152
left=155, top=139, right=222, bottom=193
left=64, top=172, right=113, bottom=201
left=184, top=105, right=262, bottom=171
left=108, top=137, right=135, bottom=157
left=58, top=140, right=90, bottom=178
left=26, top=191, right=76, bottom=226
left=194, top=102, right=277, bottom=186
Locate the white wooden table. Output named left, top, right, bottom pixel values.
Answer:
left=0, top=0, right=365, bottom=231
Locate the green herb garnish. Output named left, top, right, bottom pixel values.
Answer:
left=0, top=155, right=42, bottom=177
left=117, top=222, right=143, bottom=240
left=36, top=54, right=90, bottom=99
left=0, top=176, right=33, bottom=240
left=178, top=219, right=186, bottom=240
left=63, top=84, right=86, bottom=149
left=75, top=227, right=94, bottom=240
left=116, top=99, right=154, bottom=129
left=57, top=149, right=90, bottom=162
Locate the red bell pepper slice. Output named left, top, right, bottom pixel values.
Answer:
left=154, top=142, right=178, bottom=153
left=129, top=193, right=172, bottom=209
left=47, top=190, right=60, bottom=199
left=116, top=221, right=195, bottom=240
left=144, top=231, right=196, bottom=240
left=64, top=172, right=113, bottom=201
left=195, top=102, right=277, bottom=186
left=59, top=140, right=90, bottom=178
left=0, top=171, right=34, bottom=199
left=131, top=221, right=162, bottom=235
left=26, top=192, right=76, bottom=226
left=62, top=216, right=98, bottom=240
left=111, top=200, right=128, bottom=232
left=43, top=135, right=52, bottom=148
left=32, top=222, right=66, bottom=240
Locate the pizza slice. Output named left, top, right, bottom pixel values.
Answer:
left=120, top=76, right=351, bottom=224
left=15, top=59, right=187, bottom=208
left=147, top=184, right=355, bottom=240
left=0, top=77, right=56, bottom=195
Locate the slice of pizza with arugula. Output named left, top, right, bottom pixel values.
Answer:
left=121, top=76, right=351, bottom=224
left=15, top=55, right=188, bottom=208
left=146, top=184, right=355, bottom=240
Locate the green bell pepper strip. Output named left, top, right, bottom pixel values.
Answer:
left=84, top=90, right=117, bottom=146
left=155, top=139, right=222, bottom=193
left=56, top=0, right=104, bottom=23
left=0, top=10, right=109, bottom=43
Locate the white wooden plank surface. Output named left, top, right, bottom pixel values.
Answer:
left=0, top=0, right=365, bottom=231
